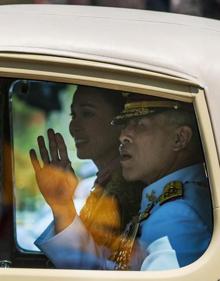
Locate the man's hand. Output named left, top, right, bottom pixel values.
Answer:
left=30, top=128, right=78, bottom=233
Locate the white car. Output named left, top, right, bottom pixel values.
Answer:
left=0, top=3, right=220, bottom=281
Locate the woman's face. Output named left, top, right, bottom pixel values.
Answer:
left=69, top=87, right=121, bottom=168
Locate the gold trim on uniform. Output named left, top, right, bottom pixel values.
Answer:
left=159, top=181, right=183, bottom=205
left=111, top=100, right=181, bottom=125
left=111, top=181, right=183, bottom=270
left=125, top=101, right=180, bottom=111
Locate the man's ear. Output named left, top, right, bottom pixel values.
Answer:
left=173, top=126, right=193, bottom=151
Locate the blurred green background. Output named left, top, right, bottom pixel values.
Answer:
left=12, top=80, right=96, bottom=250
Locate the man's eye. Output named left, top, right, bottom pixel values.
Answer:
left=131, top=118, right=144, bottom=127
left=137, top=119, right=144, bottom=126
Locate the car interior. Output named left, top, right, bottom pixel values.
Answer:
left=0, top=78, right=213, bottom=269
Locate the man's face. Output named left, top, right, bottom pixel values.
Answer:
left=119, top=114, right=176, bottom=184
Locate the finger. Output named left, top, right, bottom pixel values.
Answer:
left=56, top=133, right=74, bottom=172
left=29, top=149, right=41, bottom=173
left=37, top=135, right=50, bottom=164
left=56, top=133, right=69, bottom=162
left=48, top=128, right=60, bottom=162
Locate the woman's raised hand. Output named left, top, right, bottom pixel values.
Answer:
left=30, top=128, right=78, bottom=233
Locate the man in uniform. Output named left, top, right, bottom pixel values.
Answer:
left=35, top=94, right=212, bottom=270
left=110, top=95, right=212, bottom=270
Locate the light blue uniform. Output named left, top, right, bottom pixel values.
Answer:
left=131, top=163, right=212, bottom=270
left=35, top=163, right=212, bottom=270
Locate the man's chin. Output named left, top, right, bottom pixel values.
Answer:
left=122, top=169, right=137, bottom=182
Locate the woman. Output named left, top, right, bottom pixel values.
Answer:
left=30, top=85, right=143, bottom=268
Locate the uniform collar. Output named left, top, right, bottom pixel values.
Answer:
left=140, top=163, right=207, bottom=212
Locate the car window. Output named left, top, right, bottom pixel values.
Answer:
left=0, top=78, right=213, bottom=270
left=10, top=80, right=97, bottom=251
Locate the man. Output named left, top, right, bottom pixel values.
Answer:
left=110, top=95, right=212, bottom=270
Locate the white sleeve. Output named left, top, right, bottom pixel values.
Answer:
left=141, top=236, right=180, bottom=271
left=35, top=215, right=114, bottom=269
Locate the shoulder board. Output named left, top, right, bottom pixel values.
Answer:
left=138, top=181, right=184, bottom=223
left=159, top=181, right=183, bottom=205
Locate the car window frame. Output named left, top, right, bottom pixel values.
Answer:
left=0, top=52, right=219, bottom=281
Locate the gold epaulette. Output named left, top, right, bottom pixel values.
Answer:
left=138, top=181, right=183, bottom=223
left=159, top=181, right=183, bottom=205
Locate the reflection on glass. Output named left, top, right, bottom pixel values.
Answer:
left=12, top=81, right=97, bottom=251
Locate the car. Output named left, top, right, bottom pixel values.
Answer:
left=0, top=3, right=220, bottom=281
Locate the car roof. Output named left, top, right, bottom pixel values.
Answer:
left=0, top=5, right=219, bottom=81
left=1, top=4, right=220, bottom=153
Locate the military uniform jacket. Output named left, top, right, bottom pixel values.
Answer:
left=131, top=163, right=212, bottom=270
left=35, top=163, right=213, bottom=270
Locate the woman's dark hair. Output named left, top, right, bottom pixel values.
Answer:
left=77, top=85, right=125, bottom=114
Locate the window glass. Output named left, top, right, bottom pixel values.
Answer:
left=11, top=80, right=97, bottom=251
left=7, top=79, right=213, bottom=270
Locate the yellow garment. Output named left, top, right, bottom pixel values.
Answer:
left=80, top=185, right=121, bottom=249
left=80, top=168, right=143, bottom=251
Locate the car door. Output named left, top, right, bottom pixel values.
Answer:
left=0, top=51, right=219, bottom=280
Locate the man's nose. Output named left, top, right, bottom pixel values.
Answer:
left=119, top=128, right=133, bottom=144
